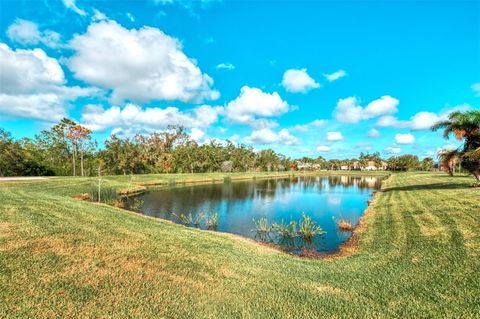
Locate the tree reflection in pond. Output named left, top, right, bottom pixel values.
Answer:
left=129, top=176, right=382, bottom=254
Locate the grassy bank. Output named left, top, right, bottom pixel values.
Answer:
left=0, top=172, right=478, bottom=318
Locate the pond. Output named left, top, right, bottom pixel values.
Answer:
left=130, top=175, right=382, bottom=254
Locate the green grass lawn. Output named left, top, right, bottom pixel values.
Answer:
left=0, top=172, right=478, bottom=318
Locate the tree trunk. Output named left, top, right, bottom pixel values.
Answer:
left=80, top=148, right=84, bottom=177
left=72, top=144, right=76, bottom=176
left=473, top=171, right=480, bottom=181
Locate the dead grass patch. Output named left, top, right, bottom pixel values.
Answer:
left=0, top=222, right=15, bottom=238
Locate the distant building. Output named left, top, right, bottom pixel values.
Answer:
left=363, top=161, right=388, bottom=171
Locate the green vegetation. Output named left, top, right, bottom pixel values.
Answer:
left=206, top=213, right=219, bottom=230
left=251, top=217, right=272, bottom=241
left=0, top=171, right=479, bottom=318
left=272, top=220, right=298, bottom=239
left=298, top=213, right=326, bottom=243
left=87, top=185, right=118, bottom=204
left=432, top=110, right=480, bottom=181
left=6, top=110, right=478, bottom=179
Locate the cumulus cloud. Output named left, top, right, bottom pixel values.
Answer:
left=0, top=43, right=94, bottom=121
left=326, top=131, right=343, bottom=141
left=333, top=95, right=399, bottom=123
left=395, top=133, right=415, bottom=144
left=409, top=112, right=441, bottom=130
left=472, top=83, right=480, bottom=96
left=225, top=86, right=289, bottom=128
left=316, top=145, right=331, bottom=152
left=323, top=70, right=346, bottom=82
left=61, top=0, right=86, bottom=16
left=281, top=68, right=320, bottom=93
left=244, top=128, right=299, bottom=145
left=67, top=20, right=219, bottom=103
left=291, top=119, right=326, bottom=132
left=216, top=63, right=235, bottom=70
left=6, top=19, right=61, bottom=48
left=377, top=105, right=471, bottom=130
left=190, top=128, right=206, bottom=142
left=368, top=128, right=380, bottom=138
left=376, top=115, right=409, bottom=128
left=81, top=103, right=223, bottom=133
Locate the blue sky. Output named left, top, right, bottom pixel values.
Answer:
left=0, top=0, right=479, bottom=159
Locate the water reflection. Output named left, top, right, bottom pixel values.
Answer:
left=131, top=176, right=382, bottom=254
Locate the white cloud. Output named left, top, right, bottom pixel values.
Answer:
left=67, top=20, right=219, bottom=103
left=333, top=97, right=363, bottom=123
left=61, top=0, right=86, bottom=16
left=81, top=103, right=222, bottom=133
left=368, top=128, right=380, bottom=138
left=385, top=146, right=401, bottom=154
left=216, top=63, right=235, bottom=70
left=225, top=86, right=289, bottom=128
left=409, top=112, right=441, bottom=130
left=291, top=119, right=326, bottom=132
left=281, top=68, right=320, bottom=93
left=376, top=115, right=409, bottom=128
left=316, top=145, right=331, bottom=152
left=395, top=133, right=415, bottom=144
left=92, top=9, right=108, bottom=21
left=0, top=43, right=94, bottom=121
left=323, top=70, right=346, bottom=82
left=333, top=95, right=399, bottom=123
left=326, top=131, right=343, bottom=141
left=190, top=128, right=205, bottom=142
left=472, top=83, right=480, bottom=96
left=377, top=105, right=471, bottom=130
left=364, top=95, right=399, bottom=118
left=244, top=128, right=299, bottom=145
left=6, top=19, right=61, bottom=48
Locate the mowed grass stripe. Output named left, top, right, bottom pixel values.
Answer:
left=0, top=172, right=479, bottom=318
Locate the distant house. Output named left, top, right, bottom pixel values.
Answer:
left=296, top=162, right=321, bottom=171
left=363, top=161, right=388, bottom=171
left=352, top=161, right=361, bottom=170
left=340, top=165, right=349, bottom=170
left=364, top=161, right=377, bottom=171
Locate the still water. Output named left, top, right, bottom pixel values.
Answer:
left=133, top=175, right=382, bottom=254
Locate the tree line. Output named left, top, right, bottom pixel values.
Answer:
left=1, top=109, right=478, bottom=180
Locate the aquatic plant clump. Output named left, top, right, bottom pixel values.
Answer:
left=88, top=185, right=118, bottom=204
left=298, top=213, right=326, bottom=243
left=272, top=220, right=298, bottom=239
left=251, top=217, right=272, bottom=241
left=337, top=219, right=354, bottom=231
left=206, top=213, right=219, bottom=229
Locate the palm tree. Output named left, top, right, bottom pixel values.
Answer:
left=432, top=110, right=480, bottom=181
left=437, top=149, right=459, bottom=176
